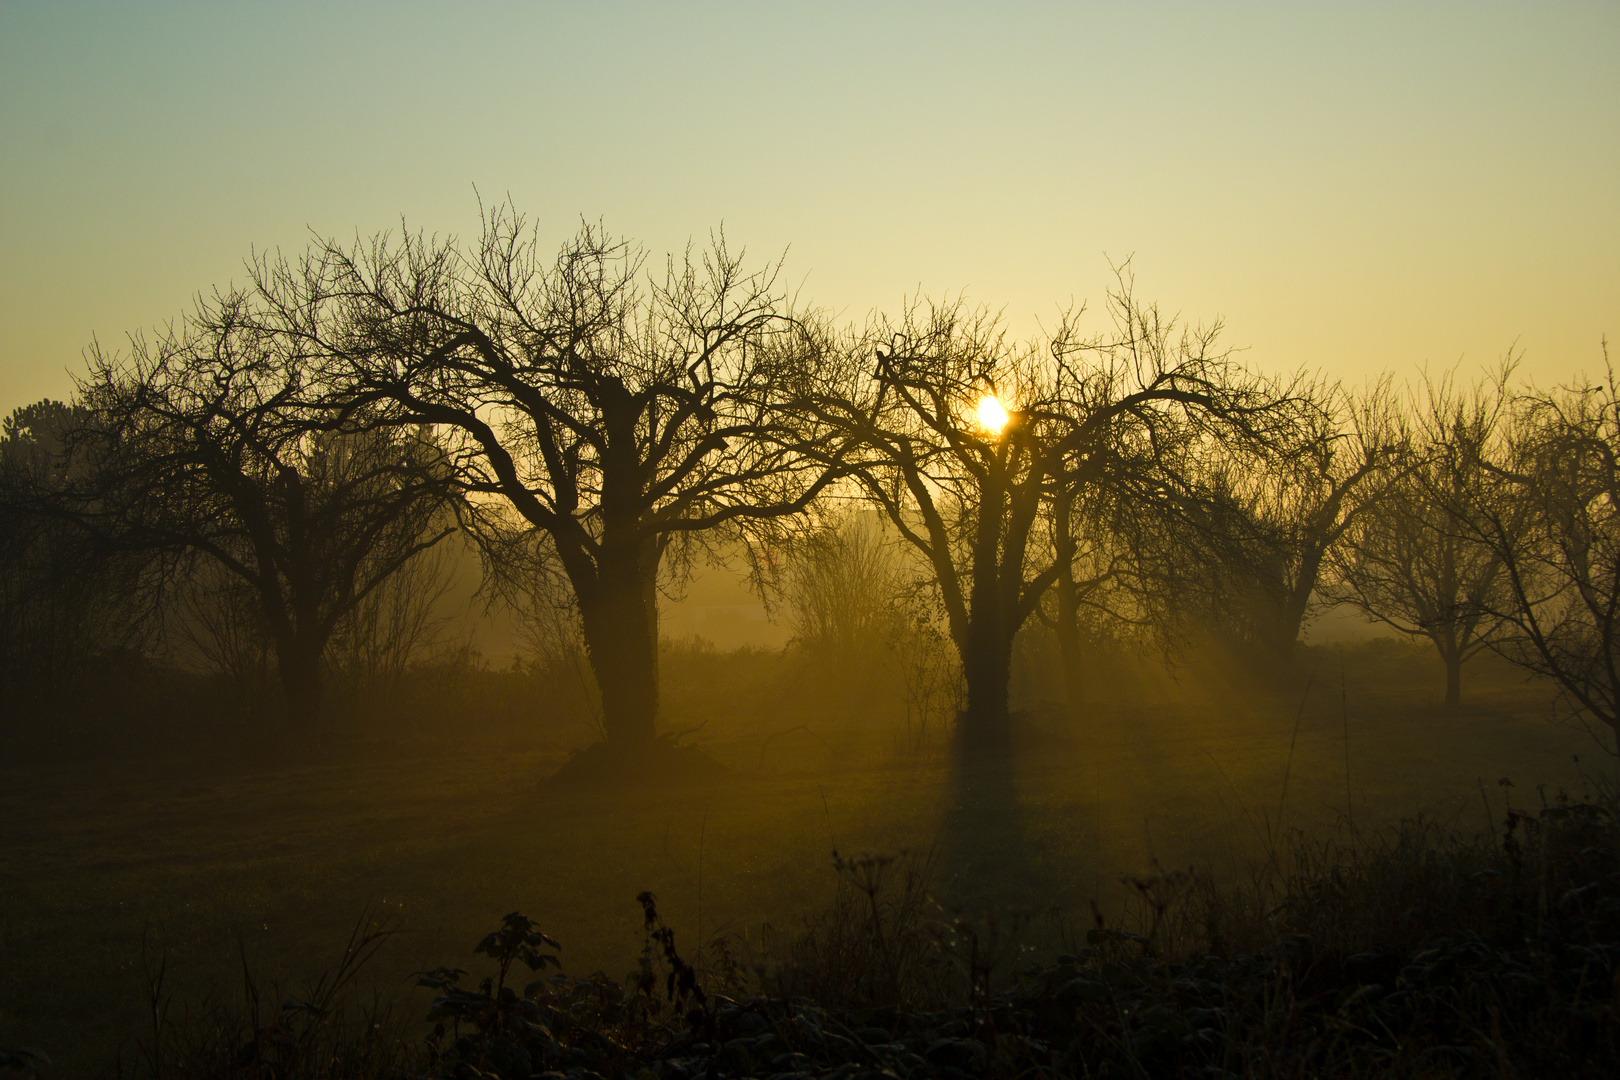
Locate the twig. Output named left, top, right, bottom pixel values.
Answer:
left=1276, top=670, right=1317, bottom=835
left=1340, top=649, right=1354, bottom=832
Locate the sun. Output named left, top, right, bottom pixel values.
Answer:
left=977, top=394, right=1010, bottom=435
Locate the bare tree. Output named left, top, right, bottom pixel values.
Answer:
left=1033, top=275, right=1318, bottom=710
left=790, top=302, right=1050, bottom=750
left=0, top=400, right=152, bottom=715
left=315, top=209, right=835, bottom=748
left=1332, top=370, right=1508, bottom=707
left=1469, top=347, right=1620, bottom=752
left=793, top=278, right=1294, bottom=749
left=77, top=290, right=457, bottom=721
left=328, top=539, right=458, bottom=684
left=1178, top=380, right=1400, bottom=665
left=783, top=510, right=903, bottom=661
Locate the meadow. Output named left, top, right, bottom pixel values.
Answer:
left=0, top=639, right=1604, bottom=1076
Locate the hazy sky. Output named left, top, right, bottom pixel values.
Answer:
left=2, top=2, right=1615, bottom=409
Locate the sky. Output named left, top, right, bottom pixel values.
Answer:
left=2, top=1, right=1616, bottom=410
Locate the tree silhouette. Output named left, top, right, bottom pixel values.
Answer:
left=317, top=210, right=833, bottom=747
left=793, top=280, right=1295, bottom=749
left=0, top=400, right=151, bottom=716
left=79, top=290, right=455, bottom=721
left=1332, top=370, right=1509, bottom=707
left=1467, top=351, right=1620, bottom=752
left=1177, top=381, right=1399, bottom=665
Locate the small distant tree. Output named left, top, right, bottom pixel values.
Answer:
left=1178, top=381, right=1400, bottom=665
left=777, top=510, right=916, bottom=729
left=172, top=559, right=274, bottom=689
left=1469, top=348, right=1620, bottom=753
left=328, top=539, right=458, bottom=685
left=78, top=290, right=457, bottom=721
left=784, top=511, right=902, bottom=661
left=1332, top=370, right=1509, bottom=707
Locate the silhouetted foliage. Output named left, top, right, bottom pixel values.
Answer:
left=310, top=207, right=834, bottom=746
left=1333, top=368, right=1511, bottom=706
left=1174, top=380, right=1402, bottom=668
left=1468, top=347, right=1620, bottom=753
left=791, top=275, right=1300, bottom=746
left=0, top=399, right=152, bottom=725
left=112, top=787, right=1620, bottom=1078
left=77, top=286, right=457, bottom=721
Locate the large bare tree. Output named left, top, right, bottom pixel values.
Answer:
left=312, top=210, right=834, bottom=747
left=78, top=291, right=456, bottom=720
left=792, top=280, right=1295, bottom=749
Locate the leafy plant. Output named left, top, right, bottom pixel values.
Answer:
left=418, top=912, right=562, bottom=1079
left=633, top=891, right=707, bottom=1019
left=0, top=1047, right=48, bottom=1075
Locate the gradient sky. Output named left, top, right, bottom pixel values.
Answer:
left=2, top=2, right=1615, bottom=410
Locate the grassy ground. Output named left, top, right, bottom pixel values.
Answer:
left=0, top=642, right=1608, bottom=1075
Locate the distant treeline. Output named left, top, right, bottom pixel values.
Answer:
left=1, top=206, right=1615, bottom=757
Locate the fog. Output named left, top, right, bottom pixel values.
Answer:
left=2, top=218, right=1617, bottom=1077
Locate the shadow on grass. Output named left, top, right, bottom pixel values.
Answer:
left=935, top=718, right=1049, bottom=914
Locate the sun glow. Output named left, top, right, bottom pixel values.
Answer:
left=977, top=394, right=1010, bottom=435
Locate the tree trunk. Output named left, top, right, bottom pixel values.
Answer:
left=1052, top=496, right=1086, bottom=719
left=1270, top=576, right=1315, bottom=666
left=1432, top=624, right=1463, bottom=710
left=274, top=631, right=325, bottom=721
left=1443, top=650, right=1462, bottom=709
left=959, top=617, right=1014, bottom=755
left=264, top=571, right=327, bottom=723
left=955, top=456, right=1017, bottom=754
left=1265, top=532, right=1332, bottom=667
left=576, top=538, right=661, bottom=745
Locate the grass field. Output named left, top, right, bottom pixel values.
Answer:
left=1, top=641, right=1609, bottom=1076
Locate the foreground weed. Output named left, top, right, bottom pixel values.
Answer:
left=108, top=791, right=1620, bottom=1077
left=124, top=906, right=411, bottom=1080
left=0, top=1048, right=48, bottom=1075
left=415, top=911, right=562, bottom=1077
left=759, top=847, right=956, bottom=1010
